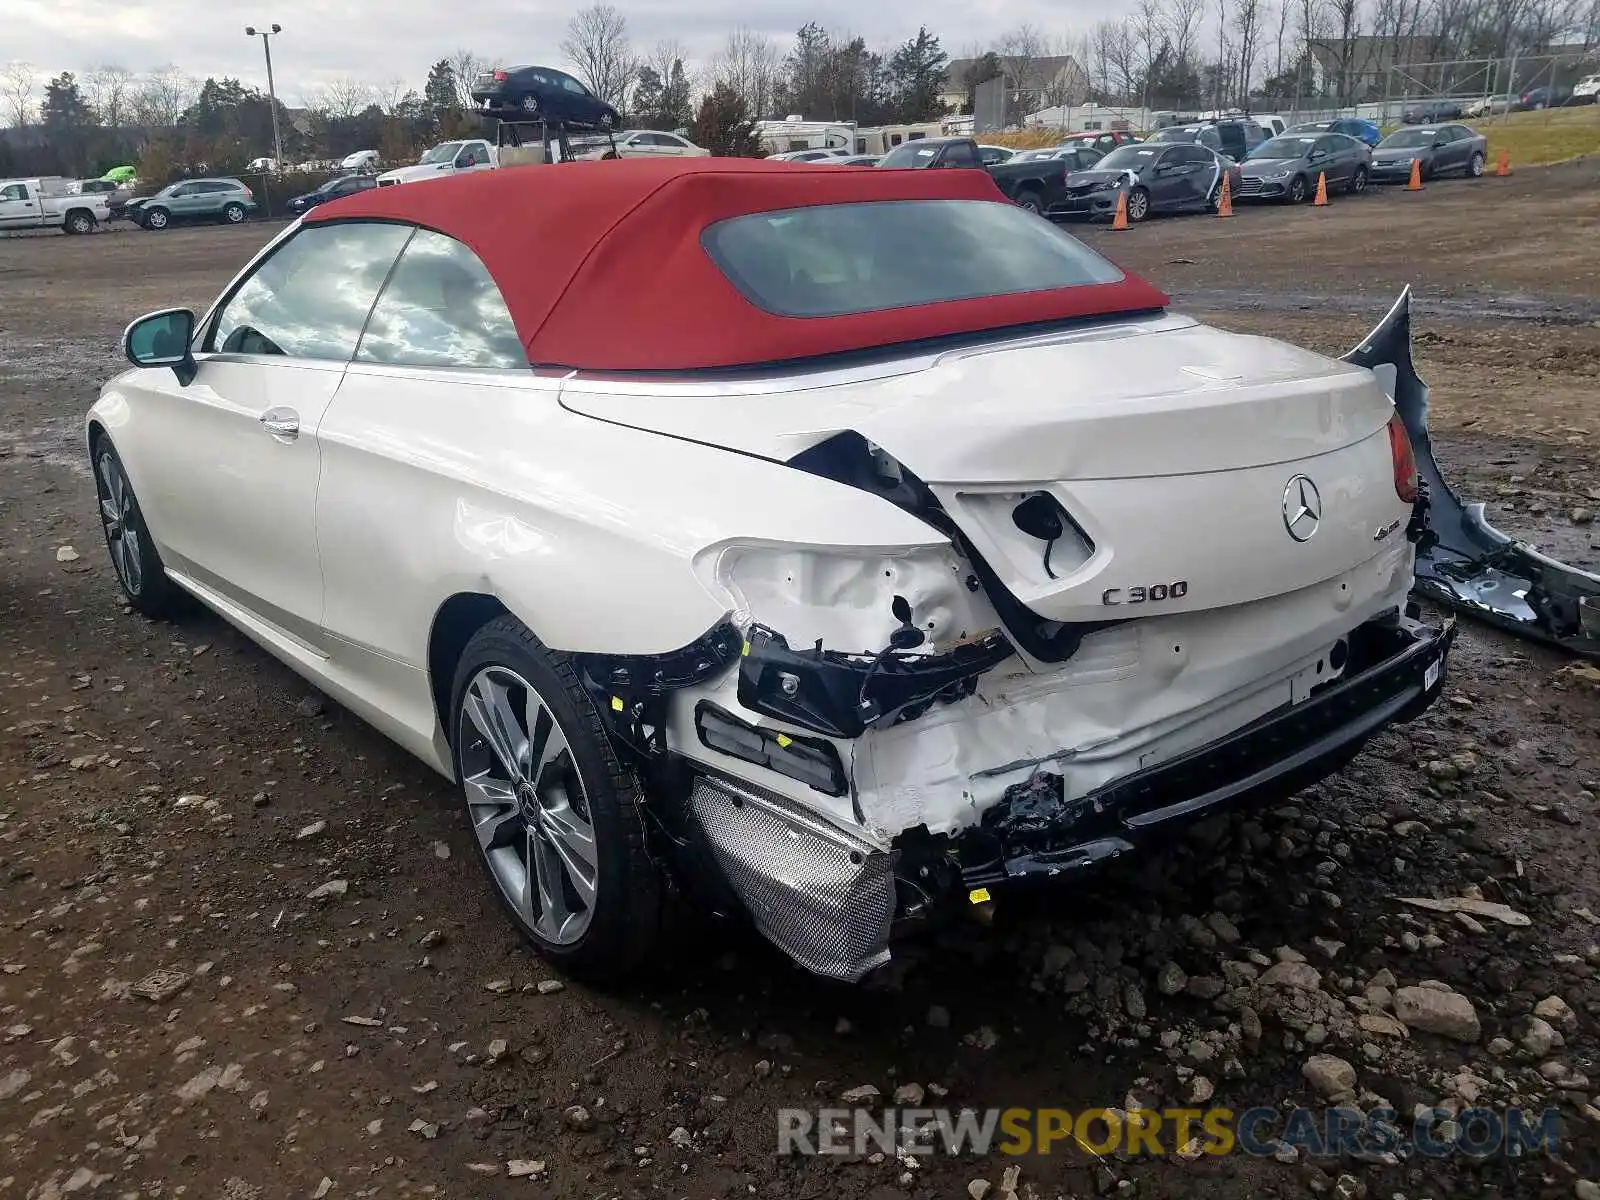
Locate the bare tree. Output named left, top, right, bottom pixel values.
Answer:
left=374, top=78, right=411, bottom=114
left=1233, top=0, right=1268, bottom=100
left=645, top=38, right=689, bottom=86
left=128, top=65, right=195, bottom=127
left=1, top=61, right=36, bottom=128
left=83, top=65, right=134, bottom=127
left=562, top=3, right=636, bottom=108
left=446, top=50, right=498, bottom=112
left=312, top=76, right=375, bottom=120
left=997, top=23, right=1050, bottom=117
left=712, top=27, right=781, bottom=119
left=1167, top=0, right=1210, bottom=66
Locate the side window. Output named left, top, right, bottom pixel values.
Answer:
left=207, top=222, right=411, bottom=360
left=0, top=183, right=27, bottom=201
left=1201, top=128, right=1223, bottom=151
left=560, top=74, right=588, bottom=95
left=943, top=141, right=978, bottom=167
left=355, top=229, right=525, bottom=370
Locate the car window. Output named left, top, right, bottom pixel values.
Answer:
left=942, top=141, right=979, bottom=167
left=356, top=229, right=525, bottom=370
left=559, top=74, right=588, bottom=95
left=0, top=183, right=26, bottom=201
left=1200, top=128, right=1223, bottom=150
left=207, top=222, right=411, bottom=360
left=702, top=199, right=1123, bottom=319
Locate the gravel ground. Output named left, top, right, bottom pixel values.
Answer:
left=2, top=161, right=1599, bottom=1200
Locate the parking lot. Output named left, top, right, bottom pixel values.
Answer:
left=1, top=155, right=1599, bottom=1199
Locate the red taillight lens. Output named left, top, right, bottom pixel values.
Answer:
left=493, top=70, right=508, bottom=82
left=1388, top=412, right=1418, bottom=503
left=242, top=186, right=253, bottom=199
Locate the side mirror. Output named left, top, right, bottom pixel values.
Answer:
left=124, top=309, right=197, bottom=386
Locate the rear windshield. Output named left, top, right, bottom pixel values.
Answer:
left=701, top=199, right=1124, bottom=319
left=1253, top=136, right=1316, bottom=159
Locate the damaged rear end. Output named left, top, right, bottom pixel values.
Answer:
left=563, top=306, right=1457, bottom=981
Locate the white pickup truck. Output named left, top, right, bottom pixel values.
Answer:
left=375, top=138, right=500, bottom=187
left=0, top=177, right=111, bottom=234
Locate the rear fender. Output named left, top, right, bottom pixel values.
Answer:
left=1343, top=288, right=1600, bottom=656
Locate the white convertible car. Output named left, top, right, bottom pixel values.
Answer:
left=89, top=159, right=1454, bottom=981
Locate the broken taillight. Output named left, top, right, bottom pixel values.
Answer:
left=1388, top=412, right=1418, bottom=503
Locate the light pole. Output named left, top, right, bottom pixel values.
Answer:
left=245, top=23, right=285, bottom=169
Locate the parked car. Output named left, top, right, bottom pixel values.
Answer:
left=1009, top=146, right=1086, bottom=164
left=829, top=154, right=883, bottom=166
left=1402, top=100, right=1464, bottom=123
left=90, top=157, right=1452, bottom=982
left=875, top=136, right=1106, bottom=217
left=470, top=65, right=619, bottom=129
left=377, top=139, right=499, bottom=187
left=1252, top=113, right=1289, bottom=136
left=1055, top=142, right=1240, bottom=222
left=340, top=149, right=382, bottom=171
left=1286, top=118, right=1382, bottom=147
left=1146, top=120, right=1265, bottom=162
left=123, top=178, right=257, bottom=230
left=595, top=130, right=710, bottom=158
left=769, top=148, right=850, bottom=162
left=1465, top=94, right=1515, bottom=117
left=0, top=176, right=110, bottom=234
left=1370, top=124, right=1488, bottom=182
left=976, top=144, right=1014, bottom=164
left=1516, top=85, right=1572, bottom=110
left=286, top=173, right=379, bottom=215
left=1237, top=132, right=1371, bottom=201
left=1572, top=75, right=1600, bottom=104
left=1062, top=131, right=1143, bottom=154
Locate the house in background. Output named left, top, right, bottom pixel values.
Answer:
left=939, top=55, right=1089, bottom=119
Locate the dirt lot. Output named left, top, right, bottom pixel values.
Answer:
left=2, top=163, right=1600, bottom=1200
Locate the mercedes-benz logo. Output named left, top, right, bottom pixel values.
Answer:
left=1282, top=475, right=1322, bottom=541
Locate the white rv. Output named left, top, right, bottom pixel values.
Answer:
left=754, top=116, right=855, bottom=157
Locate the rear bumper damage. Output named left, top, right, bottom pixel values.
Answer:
left=670, top=611, right=1452, bottom=982
left=1345, top=288, right=1600, bottom=658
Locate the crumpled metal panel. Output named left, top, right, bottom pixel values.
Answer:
left=690, top=775, right=893, bottom=982
left=1344, top=287, right=1600, bottom=658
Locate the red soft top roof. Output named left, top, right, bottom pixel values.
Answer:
left=307, top=158, right=1168, bottom=371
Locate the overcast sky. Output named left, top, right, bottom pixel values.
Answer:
left=1, top=0, right=1141, bottom=105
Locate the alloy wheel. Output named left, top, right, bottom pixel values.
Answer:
left=459, top=665, right=598, bottom=946
left=96, top=450, right=143, bottom=597
left=1128, top=190, right=1149, bottom=220
left=521, top=94, right=540, bottom=113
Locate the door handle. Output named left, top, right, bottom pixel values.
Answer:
left=260, top=407, right=300, bottom=441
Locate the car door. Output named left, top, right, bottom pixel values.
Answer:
left=0, top=181, right=39, bottom=228
left=315, top=227, right=537, bottom=737
left=1145, top=147, right=1188, bottom=209
left=117, top=221, right=412, bottom=646
left=556, top=72, right=601, bottom=124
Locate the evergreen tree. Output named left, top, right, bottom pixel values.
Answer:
left=886, top=28, right=949, bottom=123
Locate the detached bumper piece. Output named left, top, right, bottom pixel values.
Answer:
left=916, top=615, right=1455, bottom=896
left=1345, top=289, right=1600, bottom=658
left=690, top=774, right=894, bottom=982
left=737, top=624, right=1015, bottom=739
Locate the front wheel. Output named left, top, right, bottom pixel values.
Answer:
left=143, top=207, right=170, bottom=231
left=450, top=615, right=662, bottom=980
left=1125, top=186, right=1150, bottom=222
left=1468, top=151, right=1485, bottom=177
left=1348, top=165, right=1369, bottom=194
left=222, top=202, right=246, bottom=223
left=1287, top=174, right=1309, bottom=203
left=92, top=436, right=184, bottom=619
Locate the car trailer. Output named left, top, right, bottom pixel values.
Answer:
left=486, top=116, right=621, bottom=166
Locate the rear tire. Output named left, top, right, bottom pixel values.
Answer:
left=1014, top=186, right=1044, bottom=215
left=222, top=202, right=246, bottom=223
left=520, top=93, right=540, bottom=114
left=1468, top=151, right=1485, bottom=177
left=450, top=615, right=662, bottom=981
left=91, top=435, right=184, bottom=619
left=64, top=209, right=95, bottom=235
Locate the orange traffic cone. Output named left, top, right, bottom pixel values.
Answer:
left=1406, top=159, right=1424, bottom=190
left=1313, top=171, right=1329, bottom=206
left=1110, top=190, right=1129, bottom=230
left=1215, top=173, right=1233, bottom=217
left=1496, top=148, right=1511, bottom=176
